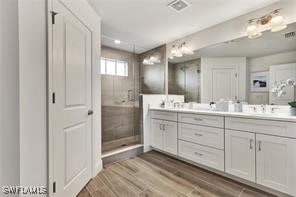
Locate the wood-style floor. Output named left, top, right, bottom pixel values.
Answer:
left=77, top=151, right=275, bottom=197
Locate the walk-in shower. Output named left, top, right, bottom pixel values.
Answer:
left=100, top=41, right=142, bottom=154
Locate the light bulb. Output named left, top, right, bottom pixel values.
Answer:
left=174, top=48, right=183, bottom=57
left=171, top=47, right=177, bottom=56
left=114, top=40, right=121, bottom=44
left=246, top=21, right=262, bottom=39
left=143, top=58, right=153, bottom=65
left=149, top=56, right=160, bottom=63
left=181, top=45, right=193, bottom=55
left=270, top=14, right=287, bottom=32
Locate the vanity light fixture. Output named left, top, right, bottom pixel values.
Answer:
left=143, top=54, right=161, bottom=65
left=246, top=9, right=287, bottom=39
left=169, top=42, right=193, bottom=59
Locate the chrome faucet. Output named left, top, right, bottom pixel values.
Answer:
left=261, top=104, right=266, bottom=113
left=271, top=106, right=280, bottom=113
left=249, top=106, right=257, bottom=112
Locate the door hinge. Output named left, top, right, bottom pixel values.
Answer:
left=53, top=182, right=56, bottom=193
left=52, top=92, right=56, bottom=104
left=51, top=11, right=58, bottom=24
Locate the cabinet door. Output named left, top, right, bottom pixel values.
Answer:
left=150, top=119, right=163, bottom=150
left=163, top=120, right=178, bottom=155
left=225, top=130, right=255, bottom=182
left=256, top=134, right=296, bottom=196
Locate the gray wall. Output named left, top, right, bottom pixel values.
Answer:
left=247, top=50, right=296, bottom=104
left=140, top=45, right=166, bottom=94
left=0, top=0, right=20, bottom=192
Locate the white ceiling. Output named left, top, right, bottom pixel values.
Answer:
left=169, top=22, right=296, bottom=63
left=88, top=0, right=279, bottom=53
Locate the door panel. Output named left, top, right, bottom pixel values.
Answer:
left=256, top=134, right=296, bottom=196
left=225, top=130, right=255, bottom=182
left=65, top=22, right=88, bottom=106
left=151, top=119, right=163, bottom=150
left=52, top=1, right=92, bottom=196
left=65, top=123, right=87, bottom=184
left=163, top=120, right=177, bottom=155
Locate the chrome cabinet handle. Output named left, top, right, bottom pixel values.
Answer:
left=258, top=141, right=262, bottom=151
left=194, top=133, right=203, bottom=137
left=194, top=152, right=203, bottom=156
left=249, top=139, right=253, bottom=150
left=163, top=124, right=165, bottom=131
left=159, top=124, right=162, bottom=130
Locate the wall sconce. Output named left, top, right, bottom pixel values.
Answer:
left=246, top=9, right=287, bottom=39
left=169, top=42, right=193, bottom=59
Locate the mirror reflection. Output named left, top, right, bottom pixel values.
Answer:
left=168, top=22, right=296, bottom=105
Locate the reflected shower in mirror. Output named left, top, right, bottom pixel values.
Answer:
left=168, top=59, right=201, bottom=103
left=168, top=22, right=296, bottom=105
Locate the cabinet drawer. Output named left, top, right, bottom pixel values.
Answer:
left=178, top=123, right=224, bottom=150
left=150, top=110, right=177, bottom=122
left=225, top=117, right=296, bottom=138
left=178, top=140, right=224, bottom=171
left=178, top=113, right=224, bottom=128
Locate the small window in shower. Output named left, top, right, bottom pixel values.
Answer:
left=101, top=57, right=128, bottom=76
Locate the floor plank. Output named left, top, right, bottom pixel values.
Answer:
left=78, top=150, right=277, bottom=197
left=100, top=169, right=138, bottom=197
left=91, top=186, right=116, bottom=197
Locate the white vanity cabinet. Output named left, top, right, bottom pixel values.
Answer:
left=256, top=134, right=296, bottom=196
left=150, top=109, right=296, bottom=196
left=226, top=117, right=296, bottom=196
left=150, top=111, right=178, bottom=155
left=225, top=130, right=255, bottom=182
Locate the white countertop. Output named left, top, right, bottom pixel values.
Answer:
left=150, top=106, right=296, bottom=122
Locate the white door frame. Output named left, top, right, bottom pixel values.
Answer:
left=47, top=0, right=102, bottom=196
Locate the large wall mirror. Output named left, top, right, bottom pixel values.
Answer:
left=168, top=22, right=296, bottom=105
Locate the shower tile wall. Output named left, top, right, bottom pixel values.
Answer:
left=101, top=46, right=140, bottom=153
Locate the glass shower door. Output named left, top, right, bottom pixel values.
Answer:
left=101, top=43, right=140, bottom=154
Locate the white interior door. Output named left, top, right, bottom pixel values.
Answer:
left=52, top=1, right=92, bottom=196
left=269, top=63, right=296, bottom=105
left=212, top=68, right=237, bottom=101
